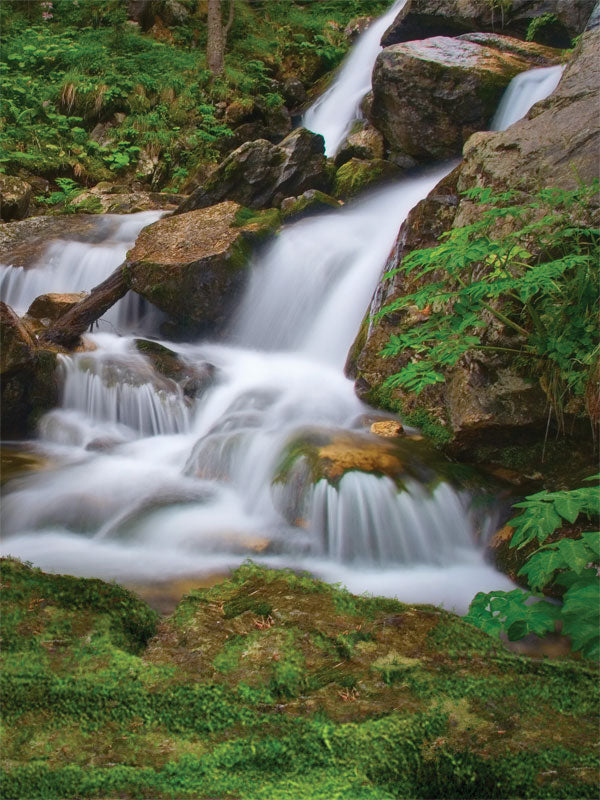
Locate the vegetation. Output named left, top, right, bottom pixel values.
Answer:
left=0, top=0, right=389, bottom=190
left=466, top=479, right=600, bottom=659
left=378, top=182, right=599, bottom=429
left=1, top=559, right=598, bottom=799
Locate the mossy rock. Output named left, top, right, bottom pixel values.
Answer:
left=280, top=189, right=341, bottom=222
left=333, top=158, right=399, bottom=200
left=1, top=560, right=598, bottom=799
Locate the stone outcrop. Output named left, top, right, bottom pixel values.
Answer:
left=176, top=128, right=331, bottom=213
left=0, top=302, right=59, bottom=437
left=125, top=201, right=271, bottom=333
left=382, top=0, right=596, bottom=48
left=349, top=26, right=599, bottom=453
left=335, top=121, right=385, bottom=166
left=369, top=35, right=562, bottom=166
left=70, top=183, right=185, bottom=214
left=0, top=175, right=32, bottom=222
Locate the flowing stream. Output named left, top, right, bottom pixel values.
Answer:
left=302, top=0, right=407, bottom=155
left=0, top=9, right=563, bottom=613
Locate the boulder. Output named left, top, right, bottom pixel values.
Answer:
left=0, top=214, right=111, bottom=268
left=333, top=158, right=400, bottom=199
left=177, top=128, right=331, bottom=213
left=349, top=27, right=600, bottom=453
left=24, top=292, right=88, bottom=335
left=0, top=302, right=59, bottom=437
left=134, top=339, right=217, bottom=399
left=335, top=122, right=385, bottom=166
left=369, top=36, right=560, bottom=165
left=344, top=15, right=374, bottom=41
left=381, top=0, right=595, bottom=48
left=280, top=189, right=341, bottom=221
left=70, top=184, right=184, bottom=214
left=125, top=201, right=272, bottom=333
left=0, top=175, right=32, bottom=222
left=281, top=77, right=308, bottom=109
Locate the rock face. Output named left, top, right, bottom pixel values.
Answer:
left=125, top=201, right=270, bottom=333
left=0, top=175, right=32, bottom=222
left=177, top=128, right=331, bottom=213
left=382, top=0, right=596, bottom=48
left=350, top=27, right=599, bottom=452
left=335, top=121, right=385, bottom=166
left=0, top=302, right=59, bottom=437
left=369, top=35, right=561, bottom=165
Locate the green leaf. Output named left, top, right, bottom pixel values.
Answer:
left=553, top=495, right=582, bottom=523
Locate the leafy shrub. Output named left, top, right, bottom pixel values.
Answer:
left=378, top=183, right=599, bottom=427
left=465, top=478, right=600, bottom=659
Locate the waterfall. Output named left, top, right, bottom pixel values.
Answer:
left=0, top=211, right=164, bottom=333
left=2, top=0, right=566, bottom=612
left=491, top=64, right=564, bottom=131
left=302, top=0, right=407, bottom=155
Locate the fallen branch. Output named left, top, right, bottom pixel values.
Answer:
left=40, top=263, right=128, bottom=347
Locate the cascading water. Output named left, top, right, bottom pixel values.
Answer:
left=0, top=2, right=565, bottom=613
left=302, top=0, right=407, bottom=155
left=491, top=64, right=564, bottom=131
left=0, top=211, right=164, bottom=334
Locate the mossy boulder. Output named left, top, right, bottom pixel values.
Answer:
left=280, top=189, right=341, bottom=221
left=333, top=158, right=399, bottom=200
left=350, top=28, right=599, bottom=457
left=134, top=338, right=216, bottom=399
left=0, top=301, right=59, bottom=437
left=0, top=175, right=32, bottom=222
left=369, top=35, right=562, bottom=166
left=1, top=560, right=598, bottom=799
left=70, top=184, right=185, bottom=214
left=177, top=128, right=331, bottom=213
left=335, top=121, right=385, bottom=166
left=125, top=201, right=270, bottom=334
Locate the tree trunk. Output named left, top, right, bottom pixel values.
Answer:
left=40, top=264, right=128, bottom=347
left=206, top=0, right=234, bottom=76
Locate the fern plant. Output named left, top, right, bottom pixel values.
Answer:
left=465, top=478, right=600, bottom=659
left=377, top=183, right=599, bottom=425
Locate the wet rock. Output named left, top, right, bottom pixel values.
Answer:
left=26, top=293, right=88, bottom=324
left=344, top=16, right=374, bottom=41
left=70, top=184, right=184, bottom=214
left=350, top=27, right=599, bottom=454
left=0, top=215, right=106, bottom=268
left=381, top=0, right=595, bottom=49
left=0, top=301, right=59, bottom=437
left=126, top=202, right=267, bottom=334
left=369, top=36, right=555, bottom=165
left=0, top=175, right=32, bottom=222
left=281, top=77, right=307, bottom=109
left=370, top=420, right=405, bottom=438
left=280, top=189, right=341, bottom=222
left=457, top=32, right=563, bottom=65
left=134, top=339, right=217, bottom=398
left=177, top=127, right=330, bottom=213
left=333, top=158, right=400, bottom=200
left=335, top=122, right=385, bottom=167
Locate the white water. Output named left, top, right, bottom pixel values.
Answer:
left=3, top=0, right=566, bottom=612
left=302, top=0, right=407, bottom=154
left=0, top=166, right=515, bottom=612
left=491, top=64, right=564, bottom=131
left=0, top=211, right=164, bottom=334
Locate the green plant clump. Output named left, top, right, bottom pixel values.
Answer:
left=378, top=183, right=599, bottom=428
left=465, top=477, right=600, bottom=659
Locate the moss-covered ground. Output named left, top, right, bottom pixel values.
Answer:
left=1, top=558, right=598, bottom=799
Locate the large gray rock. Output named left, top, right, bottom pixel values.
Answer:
left=350, top=27, right=599, bottom=452
left=177, top=128, right=331, bottom=213
left=0, top=302, right=59, bottom=437
left=126, top=201, right=278, bottom=334
left=369, top=35, right=560, bottom=165
left=382, top=0, right=596, bottom=48
left=0, top=175, right=32, bottom=222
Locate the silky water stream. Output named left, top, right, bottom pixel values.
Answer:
left=0, top=172, right=516, bottom=613
left=0, top=8, right=564, bottom=613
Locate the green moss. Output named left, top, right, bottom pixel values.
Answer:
left=367, top=384, right=453, bottom=448
left=1, top=560, right=598, bottom=799
left=333, top=158, right=386, bottom=200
